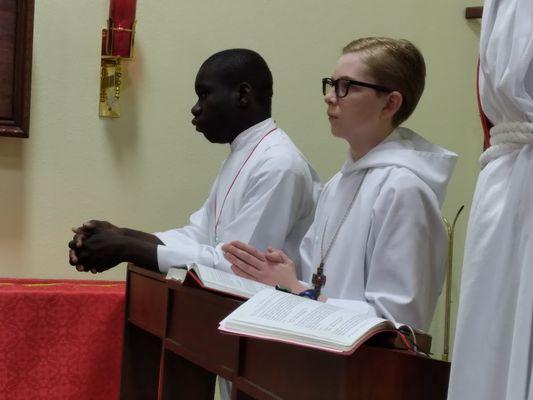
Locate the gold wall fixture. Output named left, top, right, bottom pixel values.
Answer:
left=99, top=0, right=137, bottom=118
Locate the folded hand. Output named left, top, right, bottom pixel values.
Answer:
left=68, top=220, right=123, bottom=273
left=222, top=241, right=305, bottom=293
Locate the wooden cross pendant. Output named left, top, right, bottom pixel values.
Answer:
left=312, top=262, right=327, bottom=293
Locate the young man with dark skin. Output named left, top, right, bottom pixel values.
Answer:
left=68, top=49, right=319, bottom=277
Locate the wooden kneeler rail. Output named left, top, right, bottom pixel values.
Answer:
left=120, top=265, right=450, bottom=400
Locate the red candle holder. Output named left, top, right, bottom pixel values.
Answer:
left=99, top=0, right=137, bottom=118
left=101, top=21, right=136, bottom=59
left=109, top=0, right=137, bottom=28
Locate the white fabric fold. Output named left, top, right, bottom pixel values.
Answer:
left=449, top=0, right=533, bottom=398
left=479, top=0, right=533, bottom=124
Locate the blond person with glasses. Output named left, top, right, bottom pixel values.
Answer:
left=223, top=38, right=457, bottom=331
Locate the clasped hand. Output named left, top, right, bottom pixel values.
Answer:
left=68, top=220, right=125, bottom=273
left=222, top=241, right=306, bottom=294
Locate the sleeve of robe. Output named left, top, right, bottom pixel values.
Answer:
left=154, top=154, right=314, bottom=274
left=326, top=173, right=448, bottom=331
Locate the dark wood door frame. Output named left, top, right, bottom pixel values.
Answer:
left=0, top=0, right=34, bottom=138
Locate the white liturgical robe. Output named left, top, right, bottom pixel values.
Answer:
left=299, top=128, right=457, bottom=331
left=154, top=118, right=320, bottom=273
left=448, top=0, right=533, bottom=399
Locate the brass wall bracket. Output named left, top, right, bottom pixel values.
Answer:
left=98, top=21, right=136, bottom=118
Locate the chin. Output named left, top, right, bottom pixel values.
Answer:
left=329, top=127, right=344, bottom=139
left=203, top=134, right=219, bottom=143
left=203, top=134, right=229, bottom=144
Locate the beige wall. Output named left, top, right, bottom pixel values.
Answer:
left=0, top=0, right=483, bottom=358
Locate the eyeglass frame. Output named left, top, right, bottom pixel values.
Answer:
left=322, top=77, right=393, bottom=98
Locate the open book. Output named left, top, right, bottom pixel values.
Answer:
left=219, top=288, right=428, bottom=355
left=166, top=263, right=271, bottom=300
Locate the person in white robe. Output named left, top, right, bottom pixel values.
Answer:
left=223, top=37, right=457, bottom=331
left=154, top=116, right=319, bottom=273
left=68, top=49, right=320, bottom=276
left=447, top=0, right=533, bottom=398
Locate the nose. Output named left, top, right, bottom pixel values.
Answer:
left=324, top=87, right=337, bottom=105
left=191, top=101, right=201, bottom=117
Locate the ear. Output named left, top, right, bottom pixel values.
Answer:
left=381, top=91, right=403, bottom=120
left=236, top=82, right=252, bottom=108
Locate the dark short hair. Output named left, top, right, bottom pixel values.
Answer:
left=201, top=49, right=273, bottom=109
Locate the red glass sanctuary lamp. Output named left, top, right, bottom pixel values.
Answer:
left=108, top=0, right=137, bottom=58
left=99, top=0, right=137, bottom=117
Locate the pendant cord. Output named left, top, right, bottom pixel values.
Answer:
left=213, top=126, right=278, bottom=243
left=319, top=170, right=368, bottom=272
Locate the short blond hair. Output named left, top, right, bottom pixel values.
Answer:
left=342, top=37, right=426, bottom=126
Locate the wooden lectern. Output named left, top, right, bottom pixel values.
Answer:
left=120, top=265, right=450, bottom=400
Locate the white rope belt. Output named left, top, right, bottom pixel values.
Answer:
left=480, top=122, right=533, bottom=168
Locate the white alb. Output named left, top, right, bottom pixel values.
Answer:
left=448, top=0, right=533, bottom=398
left=299, top=127, right=457, bottom=331
left=154, top=118, right=321, bottom=273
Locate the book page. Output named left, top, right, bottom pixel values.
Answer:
left=221, top=289, right=388, bottom=347
left=193, top=263, right=270, bottom=297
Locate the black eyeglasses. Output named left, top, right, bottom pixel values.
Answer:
left=322, top=77, right=392, bottom=98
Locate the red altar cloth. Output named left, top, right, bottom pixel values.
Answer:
left=0, top=278, right=126, bottom=400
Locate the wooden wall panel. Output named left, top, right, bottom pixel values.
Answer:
left=0, top=1, right=17, bottom=119
left=0, top=0, right=34, bottom=138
